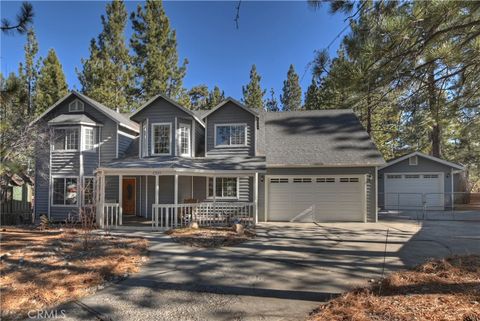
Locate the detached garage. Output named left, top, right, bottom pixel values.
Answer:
left=259, top=109, right=385, bottom=223
left=378, top=152, right=464, bottom=210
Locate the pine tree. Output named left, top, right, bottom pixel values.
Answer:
left=304, top=77, right=321, bottom=110
left=18, top=28, right=39, bottom=115
left=206, top=86, right=225, bottom=109
left=265, top=88, right=279, bottom=112
left=188, top=85, right=209, bottom=110
left=280, top=64, right=302, bottom=111
left=242, top=64, right=265, bottom=109
left=36, top=49, right=68, bottom=114
left=77, top=0, right=134, bottom=112
left=130, top=0, right=188, bottom=100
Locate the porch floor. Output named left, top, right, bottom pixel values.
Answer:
left=122, top=215, right=152, bottom=227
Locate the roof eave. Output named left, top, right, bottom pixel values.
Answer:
left=379, top=151, right=464, bottom=171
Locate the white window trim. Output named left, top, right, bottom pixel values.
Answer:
left=83, top=176, right=95, bottom=206
left=82, top=127, right=96, bottom=151
left=214, top=123, right=247, bottom=148
left=151, top=122, right=172, bottom=156
left=69, top=99, right=84, bottom=112
left=206, top=176, right=240, bottom=200
left=178, top=124, right=191, bottom=157
left=51, top=176, right=79, bottom=207
left=52, top=127, right=80, bottom=151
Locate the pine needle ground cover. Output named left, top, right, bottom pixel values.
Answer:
left=166, top=227, right=255, bottom=248
left=309, top=255, right=480, bottom=321
left=0, top=227, right=148, bottom=320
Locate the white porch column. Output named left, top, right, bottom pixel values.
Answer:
left=118, top=174, right=123, bottom=225
left=155, top=175, right=159, bottom=204
left=254, top=172, right=259, bottom=224
left=99, top=172, right=105, bottom=228
left=174, top=174, right=179, bottom=226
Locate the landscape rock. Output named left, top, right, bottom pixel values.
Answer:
left=189, top=222, right=199, bottom=229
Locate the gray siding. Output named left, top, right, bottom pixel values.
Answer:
left=83, top=151, right=99, bottom=176
left=118, top=131, right=134, bottom=158
left=378, top=155, right=456, bottom=207
left=34, top=139, right=50, bottom=217
left=178, top=176, right=193, bottom=202
left=195, top=121, right=205, bottom=157
left=261, top=167, right=377, bottom=222
left=51, top=151, right=79, bottom=175
left=205, top=101, right=256, bottom=156
left=193, top=176, right=207, bottom=201
left=105, top=176, right=119, bottom=203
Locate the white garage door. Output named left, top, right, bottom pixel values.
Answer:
left=267, top=176, right=366, bottom=222
left=384, top=173, right=444, bottom=210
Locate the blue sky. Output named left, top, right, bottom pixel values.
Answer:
left=1, top=1, right=347, bottom=101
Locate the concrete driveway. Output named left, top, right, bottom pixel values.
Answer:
left=57, top=219, right=480, bottom=321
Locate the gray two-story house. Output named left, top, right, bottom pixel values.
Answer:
left=31, top=91, right=385, bottom=228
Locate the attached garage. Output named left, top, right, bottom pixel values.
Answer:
left=267, top=175, right=366, bottom=222
left=378, top=152, right=464, bottom=211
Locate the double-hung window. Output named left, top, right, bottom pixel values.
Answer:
left=152, top=123, right=171, bottom=155
left=53, top=128, right=79, bottom=151
left=53, top=177, right=77, bottom=205
left=83, top=127, right=95, bottom=150
left=215, top=124, right=246, bottom=147
left=207, top=177, right=238, bottom=199
left=178, top=124, right=191, bottom=156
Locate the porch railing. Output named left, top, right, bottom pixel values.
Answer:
left=152, top=202, right=255, bottom=230
left=103, top=203, right=120, bottom=229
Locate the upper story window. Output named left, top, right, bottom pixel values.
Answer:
left=178, top=124, right=191, bottom=157
left=53, top=128, right=79, bottom=151
left=69, top=99, right=84, bottom=112
left=83, top=127, right=95, bottom=151
left=152, top=123, right=171, bottom=155
left=215, top=124, right=246, bottom=147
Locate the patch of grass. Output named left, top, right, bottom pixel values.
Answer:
left=166, top=226, right=255, bottom=248
left=0, top=227, right=148, bottom=320
left=309, top=255, right=480, bottom=321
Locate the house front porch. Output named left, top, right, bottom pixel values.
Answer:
left=94, top=169, right=260, bottom=230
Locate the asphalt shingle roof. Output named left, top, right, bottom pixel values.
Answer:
left=264, top=109, right=385, bottom=166
left=48, top=114, right=100, bottom=125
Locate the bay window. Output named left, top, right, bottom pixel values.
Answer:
left=53, top=128, right=79, bottom=151
left=207, top=177, right=238, bottom=199
left=152, top=123, right=171, bottom=155
left=53, top=177, right=77, bottom=205
left=83, top=127, right=95, bottom=150
left=215, top=124, right=246, bottom=147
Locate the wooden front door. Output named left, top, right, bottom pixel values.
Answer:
left=122, top=178, right=136, bottom=215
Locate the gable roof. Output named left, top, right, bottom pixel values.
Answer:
left=379, top=151, right=464, bottom=170
left=30, top=91, right=139, bottom=132
left=264, top=109, right=385, bottom=167
left=201, top=97, right=259, bottom=119
left=130, top=93, right=205, bottom=127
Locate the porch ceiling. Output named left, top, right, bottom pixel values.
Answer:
left=99, top=155, right=266, bottom=173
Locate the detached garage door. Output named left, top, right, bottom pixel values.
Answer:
left=384, top=173, right=444, bottom=210
left=267, top=176, right=366, bottom=222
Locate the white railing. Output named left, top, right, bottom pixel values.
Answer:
left=152, top=202, right=255, bottom=230
left=103, top=203, right=120, bottom=229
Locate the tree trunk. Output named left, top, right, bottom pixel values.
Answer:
left=427, top=65, right=441, bottom=157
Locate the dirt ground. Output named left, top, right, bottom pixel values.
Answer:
left=0, top=227, right=148, bottom=320
left=309, top=255, right=480, bottom=321
left=166, top=226, right=255, bottom=247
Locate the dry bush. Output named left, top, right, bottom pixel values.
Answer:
left=309, top=255, right=480, bottom=321
left=0, top=227, right=148, bottom=321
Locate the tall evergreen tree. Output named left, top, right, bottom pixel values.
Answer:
left=242, top=64, right=265, bottom=109
left=280, top=64, right=302, bottom=111
left=36, top=49, right=68, bottom=114
left=265, top=88, right=279, bottom=112
left=206, top=86, right=225, bottom=109
left=18, top=28, right=39, bottom=115
left=188, top=85, right=209, bottom=110
left=304, top=77, right=321, bottom=110
left=130, top=0, right=188, bottom=100
left=77, top=0, right=134, bottom=112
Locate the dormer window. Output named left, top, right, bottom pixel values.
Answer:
left=409, top=156, right=418, bottom=165
left=69, top=99, right=84, bottom=112
left=215, top=123, right=246, bottom=147
left=151, top=123, right=171, bottom=155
